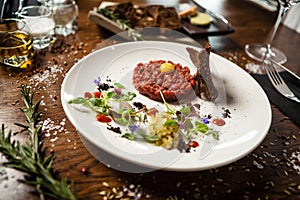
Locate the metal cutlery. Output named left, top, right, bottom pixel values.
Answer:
left=0, top=0, right=8, bottom=21
left=264, top=59, right=300, bottom=103
left=269, top=58, right=300, bottom=81
left=17, top=0, right=25, bottom=15
left=0, top=0, right=25, bottom=19
left=192, top=0, right=231, bottom=26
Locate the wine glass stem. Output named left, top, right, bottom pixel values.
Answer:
left=266, top=3, right=289, bottom=56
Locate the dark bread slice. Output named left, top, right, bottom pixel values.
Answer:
left=186, top=43, right=218, bottom=101
left=105, top=2, right=182, bottom=30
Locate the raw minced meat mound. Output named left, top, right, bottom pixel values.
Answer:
left=132, top=60, right=196, bottom=102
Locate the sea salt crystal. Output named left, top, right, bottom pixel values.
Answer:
left=29, top=65, right=64, bottom=89
left=50, top=137, right=58, bottom=142
left=288, top=151, right=300, bottom=174
left=129, top=184, right=135, bottom=189
left=40, top=100, right=45, bottom=106
left=253, top=160, right=264, bottom=169
left=24, top=18, right=55, bottom=36
left=41, top=117, right=68, bottom=143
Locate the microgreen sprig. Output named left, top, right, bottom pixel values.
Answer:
left=159, top=91, right=219, bottom=141
left=68, top=81, right=136, bottom=115
left=69, top=76, right=220, bottom=149
left=123, top=124, right=159, bottom=142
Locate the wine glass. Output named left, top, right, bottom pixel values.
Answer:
left=44, top=0, right=78, bottom=36
left=245, top=0, right=300, bottom=64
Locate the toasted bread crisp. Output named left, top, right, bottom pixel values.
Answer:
left=186, top=43, right=218, bottom=101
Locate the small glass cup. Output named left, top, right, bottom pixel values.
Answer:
left=45, top=0, right=78, bottom=36
left=0, top=19, right=34, bottom=68
left=18, top=5, right=55, bottom=50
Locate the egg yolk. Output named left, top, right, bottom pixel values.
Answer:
left=160, top=63, right=175, bottom=73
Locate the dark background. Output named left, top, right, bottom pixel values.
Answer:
left=0, top=0, right=38, bottom=19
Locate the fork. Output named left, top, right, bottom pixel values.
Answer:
left=264, top=59, right=300, bottom=103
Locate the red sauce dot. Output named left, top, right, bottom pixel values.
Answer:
left=212, top=118, right=226, bottom=126
left=189, top=141, right=199, bottom=148
left=96, top=113, right=112, bottom=123
left=93, top=91, right=102, bottom=98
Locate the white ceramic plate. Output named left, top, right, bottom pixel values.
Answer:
left=61, top=41, right=272, bottom=172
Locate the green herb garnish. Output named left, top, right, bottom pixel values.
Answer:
left=164, top=119, right=179, bottom=127
left=69, top=77, right=220, bottom=150
left=97, top=8, right=143, bottom=41
left=0, top=85, right=76, bottom=200
left=68, top=82, right=136, bottom=115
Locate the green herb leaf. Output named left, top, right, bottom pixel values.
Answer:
left=68, top=97, right=85, bottom=104
left=120, top=91, right=136, bottom=101
left=160, top=91, right=176, bottom=114
left=142, top=135, right=159, bottom=142
left=97, top=8, right=143, bottom=41
left=114, top=82, right=125, bottom=89
left=114, top=117, right=129, bottom=126
left=195, top=121, right=209, bottom=133
left=180, top=106, right=190, bottom=116
left=211, top=131, right=219, bottom=140
left=184, top=118, right=194, bottom=130
left=0, top=85, right=77, bottom=200
left=164, top=119, right=178, bottom=127
left=106, top=91, right=116, bottom=99
left=122, top=133, right=135, bottom=140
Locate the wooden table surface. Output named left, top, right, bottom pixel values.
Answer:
left=1, top=0, right=300, bottom=199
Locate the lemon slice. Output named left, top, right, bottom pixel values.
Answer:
left=190, top=12, right=212, bottom=26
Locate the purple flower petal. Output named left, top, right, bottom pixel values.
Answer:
left=202, top=117, right=210, bottom=124
left=94, top=76, right=101, bottom=85
left=129, top=124, right=140, bottom=133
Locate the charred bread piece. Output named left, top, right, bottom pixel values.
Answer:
left=104, top=2, right=182, bottom=29
left=186, top=43, right=218, bottom=101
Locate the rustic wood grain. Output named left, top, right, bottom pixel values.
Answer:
left=0, top=0, right=299, bottom=199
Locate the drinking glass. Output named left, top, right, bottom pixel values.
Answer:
left=244, top=0, right=300, bottom=64
left=45, top=0, right=78, bottom=36
left=0, top=18, right=34, bottom=68
left=18, top=5, right=55, bottom=50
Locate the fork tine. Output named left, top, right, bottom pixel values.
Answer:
left=269, top=62, right=283, bottom=85
left=265, top=61, right=284, bottom=87
left=263, top=59, right=300, bottom=103
left=264, top=61, right=278, bottom=87
left=264, top=60, right=289, bottom=93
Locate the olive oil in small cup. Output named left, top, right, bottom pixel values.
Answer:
left=0, top=19, right=34, bottom=68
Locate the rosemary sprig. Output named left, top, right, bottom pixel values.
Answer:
left=97, top=7, right=143, bottom=41
left=0, top=85, right=76, bottom=200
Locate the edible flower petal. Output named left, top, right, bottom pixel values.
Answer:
left=202, top=117, right=210, bottom=124
left=129, top=124, right=140, bottom=133
left=94, top=76, right=101, bottom=85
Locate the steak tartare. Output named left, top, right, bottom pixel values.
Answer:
left=132, top=60, right=196, bottom=102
